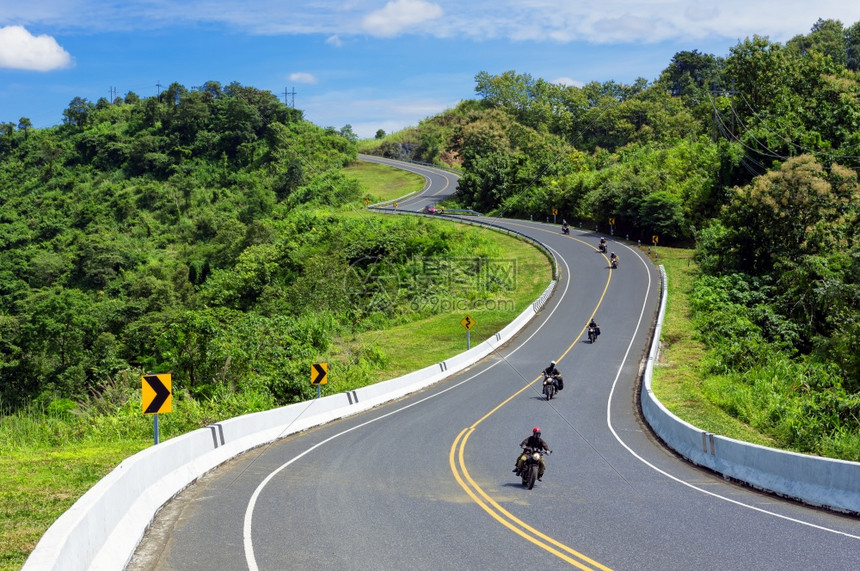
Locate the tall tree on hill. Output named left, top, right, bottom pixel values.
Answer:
left=17, top=117, right=32, bottom=139
left=847, top=21, right=860, bottom=71
left=786, top=18, right=847, bottom=68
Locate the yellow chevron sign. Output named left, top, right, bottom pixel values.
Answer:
left=142, top=374, right=172, bottom=414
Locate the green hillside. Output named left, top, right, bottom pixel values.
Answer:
left=362, top=20, right=860, bottom=460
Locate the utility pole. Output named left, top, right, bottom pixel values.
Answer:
left=156, top=81, right=162, bottom=97
left=284, top=87, right=296, bottom=108
left=109, top=86, right=117, bottom=102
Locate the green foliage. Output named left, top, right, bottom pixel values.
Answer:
left=689, top=259, right=860, bottom=458
left=695, top=154, right=859, bottom=365
left=4, top=81, right=518, bottom=412
left=0, top=84, right=537, bottom=412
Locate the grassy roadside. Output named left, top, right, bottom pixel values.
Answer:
left=329, top=222, right=550, bottom=384
left=648, top=246, right=776, bottom=446
left=344, top=161, right=426, bottom=203
left=0, top=166, right=551, bottom=569
left=1, top=442, right=147, bottom=568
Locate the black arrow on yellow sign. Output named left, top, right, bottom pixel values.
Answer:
left=311, top=362, right=328, bottom=385
left=142, top=374, right=172, bottom=414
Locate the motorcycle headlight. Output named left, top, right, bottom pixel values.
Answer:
left=532, top=452, right=541, bottom=461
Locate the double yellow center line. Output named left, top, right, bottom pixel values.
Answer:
left=450, top=420, right=611, bottom=569
left=448, top=228, right=613, bottom=569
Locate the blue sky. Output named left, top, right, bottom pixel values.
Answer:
left=2, top=1, right=860, bottom=139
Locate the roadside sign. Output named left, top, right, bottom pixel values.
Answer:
left=311, top=362, right=328, bottom=385
left=652, top=235, right=659, bottom=244
left=142, top=374, right=172, bottom=414
left=460, top=315, right=476, bottom=330
left=609, top=217, right=615, bottom=225
left=552, top=209, right=558, bottom=216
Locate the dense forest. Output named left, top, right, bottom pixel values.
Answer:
left=0, top=81, right=517, bottom=412
left=365, top=19, right=860, bottom=458
left=2, top=18, right=858, bottom=458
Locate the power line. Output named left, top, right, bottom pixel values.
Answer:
left=736, top=92, right=860, bottom=164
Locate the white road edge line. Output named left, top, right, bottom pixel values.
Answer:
left=605, top=243, right=860, bottom=540
left=243, top=238, right=574, bottom=570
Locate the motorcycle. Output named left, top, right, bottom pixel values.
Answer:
left=516, top=447, right=545, bottom=489
left=598, top=242, right=607, bottom=253
left=588, top=326, right=598, bottom=343
left=610, top=257, right=618, bottom=269
left=542, top=373, right=557, bottom=400
left=561, top=224, right=570, bottom=235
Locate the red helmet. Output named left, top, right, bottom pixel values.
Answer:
left=533, top=427, right=541, bottom=434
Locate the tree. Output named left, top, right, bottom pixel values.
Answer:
left=847, top=21, right=860, bottom=71
left=161, top=82, right=187, bottom=106
left=213, top=97, right=262, bottom=161
left=200, top=81, right=223, bottom=100
left=375, top=129, right=386, bottom=139
left=339, top=124, right=358, bottom=142
left=638, top=191, right=685, bottom=241
left=717, top=155, right=859, bottom=274
left=659, top=50, right=723, bottom=99
left=786, top=19, right=847, bottom=68
left=724, top=36, right=787, bottom=109
left=17, top=117, right=32, bottom=139
left=273, top=158, right=304, bottom=201
left=63, top=96, right=93, bottom=129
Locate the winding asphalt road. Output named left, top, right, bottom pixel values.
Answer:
left=129, top=158, right=860, bottom=570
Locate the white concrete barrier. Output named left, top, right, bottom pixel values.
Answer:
left=641, top=266, right=860, bottom=514
left=24, top=283, right=557, bottom=570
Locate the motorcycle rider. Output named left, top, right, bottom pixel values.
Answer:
left=543, top=360, right=563, bottom=390
left=609, top=251, right=618, bottom=267
left=599, top=237, right=607, bottom=252
left=588, top=318, right=601, bottom=341
left=561, top=219, right=569, bottom=234
left=514, top=427, right=552, bottom=480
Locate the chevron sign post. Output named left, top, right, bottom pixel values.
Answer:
left=142, top=373, right=172, bottom=445
left=312, top=363, right=328, bottom=398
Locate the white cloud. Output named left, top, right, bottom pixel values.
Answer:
left=553, top=77, right=584, bottom=88
left=4, top=2, right=860, bottom=45
left=326, top=34, right=343, bottom=47
left=0, top=26, right=72, bottom=71
left=302, top=91, right=458, bottom=139
left=361, top=0, right=444, bottom=38
left=289, top=72, right=318, bottom=84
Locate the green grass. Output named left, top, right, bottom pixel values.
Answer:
left=328, top=224, right=550, bottom=384
left=0, top=441, right=148, bottom=569
left=0, top=166, right=551, bottom=569
left=648, top=245, right=777, bottom=446
left=343, top=161, right=426, bottom=203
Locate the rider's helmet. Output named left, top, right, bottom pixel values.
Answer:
left=550, top=360, right=556, bottom=366
left=610, top=252, right=615, bottom=256
left=533, top=427, right=541, bottom=436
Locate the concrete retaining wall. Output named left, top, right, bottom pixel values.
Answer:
left=641, top=266, right=860, bottom=515
left=23, top=276, right=556, bottom=570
